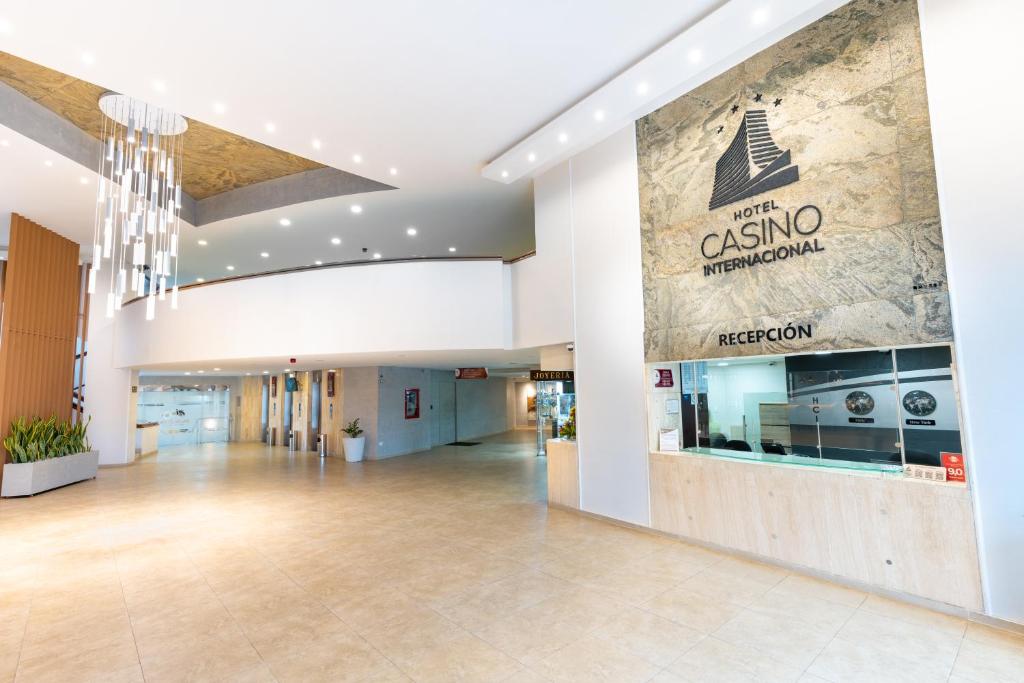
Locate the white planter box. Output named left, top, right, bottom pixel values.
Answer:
left=1, top=451, right=99, bottom=497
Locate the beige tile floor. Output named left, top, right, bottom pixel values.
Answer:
left=1, top=430, right=1022, bottom=683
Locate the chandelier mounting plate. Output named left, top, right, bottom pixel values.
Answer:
left=98, top=92, right=188, bottom=136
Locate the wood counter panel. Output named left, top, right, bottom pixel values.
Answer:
left=546, top=439, right=579, bottom=509
left=649, top=451, right=983, bottom=611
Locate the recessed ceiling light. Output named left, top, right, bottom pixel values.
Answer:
left=196, top=277, right=205, bottom=282
left=213, top=102, right=226, bottom=114
left=594, top=109, right=606, bottom=122
left=716, top=362, right=729, bottom=366
left=636, top=81, right=650, bottom=95
left=81, top=51, right=95, bottom=65
left=197, top=239, right=208, bottom=246
left=265, top=122, right=276, bottom=133
left=79, top=177, right=88, bottom=185
left=43, top=160, right=53, bottom=167
left=372, top=252, right=382, bottom=260
left=0, top=140, right=9, bottom=147
left=185, top=372, right=191, bottom=376
left=312, top=138, right=322, bottom=150
left=557, top=132, right=568, bottom=144
left=279, top=218, right=291, bottom=227
left=350, top=205, right=363, bottom=214
left=688, top=48, right=703, bottom=63
left=0, top=18, right=12, bottom=34
left=331, top=237, right=341, bottom=245
left=226, top=265, right=235, bottom=271
left=751, top=7, right=770, bottom=25
left=260, top=252, right=269, bottom=258
left=246, top=372, right=251, bottom=376
left=352, top=153, right=362, bottom=163
left=527, top=152, right=536, bottom=162
left=152, top=79, right=166, bottom=93
left=500, top=170, right=509, bottom=178
left=262, top=370, right=269, bottom=374
left=314, top=260, right=323, bottom=265
left=448, top=246, right=457, bottom=253
left=389, top=167, right=398, bottom=176
left=197, top=370, right=205, bottom=374
left=406, top=226, right=417, bottom=236
left=213, top=367, right=221, bottom=372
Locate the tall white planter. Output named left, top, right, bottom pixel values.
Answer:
left=342, top=437, right=365, bottom=463
left=1, top=451, right=99, bottom=497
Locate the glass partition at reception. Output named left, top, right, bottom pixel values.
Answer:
left=647, top=343, right=964, bottom=476
left=137, top=384, right=232, bottom=447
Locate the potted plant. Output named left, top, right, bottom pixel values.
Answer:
left=2, top=416, right=97, bottom=497
left=558, top=406, right=577, bottom=441
left=342, top=418, right=365, bottom=462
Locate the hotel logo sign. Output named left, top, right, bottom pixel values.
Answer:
left=709, top=109, right=799, bottom=210
left=700, top=100, right=824, bottom=278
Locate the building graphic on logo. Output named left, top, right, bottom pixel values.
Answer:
left=708, top=109, right=799, bottom=210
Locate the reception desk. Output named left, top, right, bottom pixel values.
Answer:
left=649, top=449, right=983, bottom=611
left=135, top=422, right=160, bottom=457
left=546, top=438, right=579, bottom=509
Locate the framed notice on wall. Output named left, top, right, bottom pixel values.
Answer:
left=404, top=388, right=420, bottom=420
left=271, top=375, right=277, bottom=398
left=327, top=371, right=336, bottom=398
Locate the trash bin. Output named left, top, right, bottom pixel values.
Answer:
left=317, top=433, right=328, bottom=458
left=288, top=431, right=296, bottom=451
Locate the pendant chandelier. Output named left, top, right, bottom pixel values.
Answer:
left=87, top=92, right=187, bottom=320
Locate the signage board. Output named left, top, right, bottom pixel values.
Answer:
left=530, top=370, right=574, bottom=381
left=940, top=452, right=966, bottom=483
left=326, top=371, right=336, bottom=398
left=653, top=369, right=674, bottom=388
left=455, top=368, right=489, bottom=380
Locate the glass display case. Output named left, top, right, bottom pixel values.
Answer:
left=535, top=380, right=575, bottom=456
left=647, top=344, right=964, bottom=475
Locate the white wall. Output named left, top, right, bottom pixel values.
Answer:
left=509, top=161, right=575, bottom=349
left=454, top=376, right=512, bottom=441
left=376, top=367, right=432, bottom=458
left=568, top=126, right=651, bottom=526
left=920, top=0, right=1024, bottom=624
left=113, top=259, right=508, bottom=368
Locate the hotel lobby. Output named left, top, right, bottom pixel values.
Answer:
left=1, top=0, right=1022, bottom=681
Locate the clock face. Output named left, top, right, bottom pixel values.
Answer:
left=845, top=391, right=875, bottom=416
left=902, top=389, right=937, bottom=417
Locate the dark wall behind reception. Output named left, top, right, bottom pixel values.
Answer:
left=638, top=0, right=951, bottom=361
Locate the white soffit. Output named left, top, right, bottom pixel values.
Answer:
left=483, top=0, right=848, bottom=184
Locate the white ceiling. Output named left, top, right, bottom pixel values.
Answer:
left=0, top=0, right=726, bottom=281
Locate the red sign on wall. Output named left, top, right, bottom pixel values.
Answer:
left=940, top=452, right=966, bottom=483
left=455, top=368, right=489, bottom=380
left=654, top=369, right=674, bottom=388
left=271, top=375, right=278, bottom=398
left=326, top=371, right=336, bottom=397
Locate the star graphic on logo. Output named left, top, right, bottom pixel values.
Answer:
left=730, top=104, right=739, bottom=114
left=754, top=93, right=763, bottom=102
left=773, top=97, right=783, bottom=107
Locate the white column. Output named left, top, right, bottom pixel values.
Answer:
left=83, top=301, right=136, bottom=466
left=920, top=0, right=1024, bottom=624
left=570, top=126, right=651, bottom=526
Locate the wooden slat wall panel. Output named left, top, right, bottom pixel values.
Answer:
left=237, top=376, right=263, bottom=442
left=0, top=214, right=81, bottom=483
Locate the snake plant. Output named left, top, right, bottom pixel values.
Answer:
left=3, top=416, right=91, bottom=463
